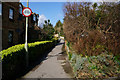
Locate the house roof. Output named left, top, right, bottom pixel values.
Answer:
left=19, top=2, right=39, bottom=16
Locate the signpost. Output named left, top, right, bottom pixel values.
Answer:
left=22, top=7, right=32, bottom=53
left=22, top=0, right=32, bottom=67
left=22, top=7, right=32, bottom=17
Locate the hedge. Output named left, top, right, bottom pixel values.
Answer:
left=0, top=39, right=58, bottom=80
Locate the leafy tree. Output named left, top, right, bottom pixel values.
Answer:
left=43, top=19, right=55, bottom=40
left=54, top=20, right=64, bottom=36
left=63, top=2, right=120, bottom=56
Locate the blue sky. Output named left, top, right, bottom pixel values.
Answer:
left=21, top=2, right=65, bottom=27
left=21, top=0, right=119, bottom=27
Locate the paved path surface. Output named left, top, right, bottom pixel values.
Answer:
left=21, top=40, right=72, bottom=78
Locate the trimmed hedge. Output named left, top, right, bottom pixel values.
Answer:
left=0, top=39, right=58, bottom=80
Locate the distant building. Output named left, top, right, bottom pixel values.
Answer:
left=54, top=34, right=59, bottom=38
left=2, top=2, right=40, bottom=49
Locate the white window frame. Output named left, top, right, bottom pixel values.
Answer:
left=9, top=8, right=14, bottom=19
left=19, top=4, right=22, bottom=14
left=33, top=14, right=36, bottom=21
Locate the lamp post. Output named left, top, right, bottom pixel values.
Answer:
left=25, top=0, right=29, bottom=67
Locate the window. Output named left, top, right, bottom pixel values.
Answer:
left=9, top=8, right=14, bottom=19
left=0, top=3, right=2, bottom=15
left=37, top=15, right=39, bottom=19
left=19, top=4, right=22, bottom=14
left=8, top=31, right=13, bottom=44
left=33, top=14, right=36, bottom=21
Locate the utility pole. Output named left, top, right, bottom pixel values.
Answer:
left=25, top=0, right=29, bottom=67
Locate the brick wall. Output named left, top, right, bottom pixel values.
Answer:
left=2, top=2, right=20, bottom=49
left=2, top=2, right=40, bottom=49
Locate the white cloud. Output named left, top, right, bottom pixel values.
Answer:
left=38, top=14, right=47, bottom=28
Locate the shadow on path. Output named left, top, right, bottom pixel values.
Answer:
left=56, top=41, right=65, bottom=46
left=17, top=42, right=64, bottom=79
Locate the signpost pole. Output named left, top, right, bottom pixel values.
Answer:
left=25, top=0, right=29, bottom=67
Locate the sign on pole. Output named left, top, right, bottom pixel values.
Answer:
left=22, top=7, right=32, bottom=67
left=22, top=7, right=32, bottom=17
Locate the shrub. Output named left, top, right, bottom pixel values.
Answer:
left=72, top=30, right=120, bottom=56
left=69, top=52, right=120, bottom=78
left=0, top=39, right=58, bottom=80
left=63, top=2, right=120, bottom=56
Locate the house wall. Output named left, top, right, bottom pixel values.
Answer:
left=2, top=2, right=39, bottom=49
left=2, top=2, right=20, bottom=49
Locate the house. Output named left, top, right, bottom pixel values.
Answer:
left=2, top=2, right=40, bottom=49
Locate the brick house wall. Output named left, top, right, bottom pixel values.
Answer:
left=2, top=2, right=20, bottom=49
left=2, top=2, right=40, bottom=49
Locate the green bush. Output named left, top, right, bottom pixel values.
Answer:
left=0, top=39, right=58, bottom=80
